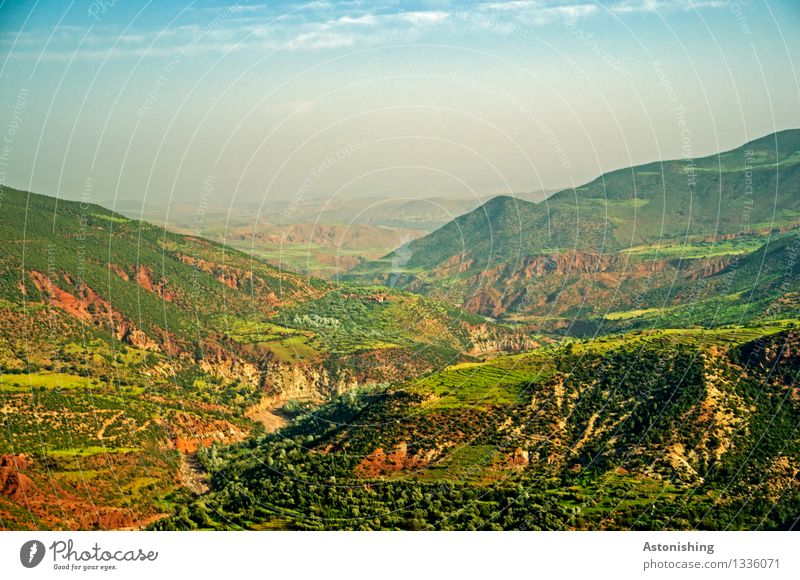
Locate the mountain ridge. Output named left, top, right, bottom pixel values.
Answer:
left=346, top=129, right=800, bottom=323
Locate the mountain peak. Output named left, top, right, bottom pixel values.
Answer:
left=484, top=194, right=516, bottom=205
left=479, top=194, right=532, bottom=213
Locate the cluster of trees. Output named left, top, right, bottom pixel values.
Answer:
left=155, top=427, right=800, bottom=531
left=155, top=436, right=575, bottom=531
left=153, top=338, right=799, bottom=531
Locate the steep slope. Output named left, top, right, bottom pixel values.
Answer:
left=0, top=187, right=512, bottom=380
left=347, top=130, right=800, bottom=322
left=0, top=187, right=514, bottom=530
left=156, top=324, right=800, bottom=531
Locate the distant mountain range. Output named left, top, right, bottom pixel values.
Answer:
left=109, top=194, right=502, bottom=233
left=107, top=193, right=517, bottom=279
left=347, top=129, right=800, bottom=327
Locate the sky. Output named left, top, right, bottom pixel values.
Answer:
left=0, top=0, right=798, bottom=212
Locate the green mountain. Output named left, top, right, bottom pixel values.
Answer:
left=0, top=186, right=513, bottom=530
left=347, top=130, right=800, bottom=323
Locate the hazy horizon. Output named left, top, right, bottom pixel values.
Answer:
left=1, top=0, right=799, bottom=210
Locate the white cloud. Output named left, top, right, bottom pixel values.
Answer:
left=480, top=0, right=727, bottom=17
left=336, top=14, right=378, bottom=26
left=3, top=0, right=731, bottom=61
left=557, top=4, right=600, bottom=19
left=397, top=11, right=450, bottom=25
left=610, top=0, right=729, bottom=14
left=285, top=30, right=355, bottom=50
left=231, top=3, right=269, bottom=13
left=479, top=1, right=541, bottom=11
left=474, top=1, right=599, bottom=27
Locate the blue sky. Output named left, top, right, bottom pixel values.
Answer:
left=0, top=0, right=798, bottom=207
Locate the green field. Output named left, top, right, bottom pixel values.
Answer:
left=0, top=372, right=104, bottom=391
left=409, top=354, right=555, bottom=409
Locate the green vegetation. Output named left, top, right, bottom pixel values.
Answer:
left=155, top=330, right=800, bottom=530
left=619, top=237, right=768, bottom=259
left=0, top=372, right=104, bottom=391
left=0, top=186, right=505, bottom=530
left=2, top=130, right=799, bottom=531
left=408, top=354, right=554, bottom=408
left=48, top=447, right=140, bottom=457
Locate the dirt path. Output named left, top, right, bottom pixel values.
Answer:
left=179, top=452, right=209, bottom=495
left=246, top=407, right=288, bottom=432
left=246, top=398, right=288, bottom=433
left=96, top=411, right=124, bottom=440
left=570, top=412, right=599, bottom=455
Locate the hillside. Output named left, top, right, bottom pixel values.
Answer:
left=2, top=186, right=796, bottom=531
left=2, top=142, right=797, bottom=530
left=0, top=187, right=515, bottom=530
left=346, top=129, right=800, bottom=323
left=155, top=324, right=800, bottom=531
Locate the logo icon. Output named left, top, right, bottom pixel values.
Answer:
left=20, top=540, right=46, bottom=568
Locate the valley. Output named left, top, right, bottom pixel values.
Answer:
left=0, top=186, right=512, bottom=529
left=153, top=325, right=800, bottom=531
left=110, top=194, right=498, bottom=279
left=1, top=130, right=798, bottom=530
